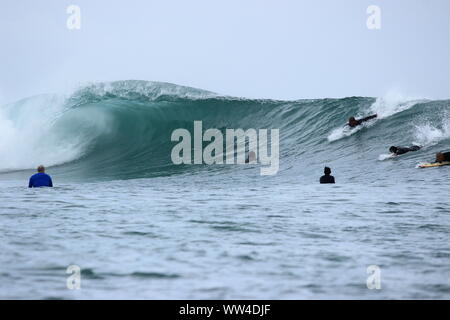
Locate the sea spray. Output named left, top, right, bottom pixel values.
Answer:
left=328, top=92, right=424, bottom=142
left=413, top=121, right=450, bottom=147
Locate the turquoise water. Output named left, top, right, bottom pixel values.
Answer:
left=1, top=81, right=449, bottom=299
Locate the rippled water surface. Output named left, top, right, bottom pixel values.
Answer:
left=1, top=82, right=450, bottom=299
left=1, top=173, right=449, bottom=299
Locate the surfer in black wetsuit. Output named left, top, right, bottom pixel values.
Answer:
left=347, top=114, right=377, bottom=128
left=435, top=152, right=450, bottom=163
left=320, top=167, right=335, bottom=184
left=389, top=145, right=421, bottom=156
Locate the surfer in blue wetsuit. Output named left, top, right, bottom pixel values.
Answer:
left=389, top=145, right=421, bottom=156
left=436, top=152, right=450, bottom=163
left=29, top=165, right=53, bottom=188
left=347, top=114, right=377, bottom=128
left=320, top=167, right=335, bottom=184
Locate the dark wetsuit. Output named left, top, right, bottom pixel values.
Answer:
left=348, top=114, right=377, bottom=128
left=439, top=152, right=450, bottom=162
left=393, top=145, right=421, bottom=155
left=320, top=174, right=335, bottom=184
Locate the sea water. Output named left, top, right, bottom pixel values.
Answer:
left=1, top=81, right=449, bottom=299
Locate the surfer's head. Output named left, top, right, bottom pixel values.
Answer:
left=324, top=167, right=331, bottom=175
left=389, top=146, right=398, bottom=153
left=436, top=152, right=445, bottom=162
left=37, top=165, right=45, bottom=173
left=348, top=117, right=358, bottom=127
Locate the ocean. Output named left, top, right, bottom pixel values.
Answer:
left=1, top=80, right=449, bottom=299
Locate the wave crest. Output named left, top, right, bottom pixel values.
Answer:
left=1, top=81, right=449, bottom=180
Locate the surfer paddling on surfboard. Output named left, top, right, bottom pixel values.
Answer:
left=418, top=151, right=450, bottom=168
left=347, top=114, right=377, bottom=128
left=389, top=145, right=421, bottom=156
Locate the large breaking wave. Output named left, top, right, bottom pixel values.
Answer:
left=1, top=80, right=449, bottom=181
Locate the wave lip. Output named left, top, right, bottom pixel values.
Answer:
left=67, top=80, right=218, bottom=106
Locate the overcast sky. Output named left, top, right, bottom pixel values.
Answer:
left=1, top=0, right=449, bottom=103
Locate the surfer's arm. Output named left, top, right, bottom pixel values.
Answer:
left=28, top=178, right=33, bottom=188
left=361, top=114, right=377, bottom=122
left=49, top=178, right=53, bottom=187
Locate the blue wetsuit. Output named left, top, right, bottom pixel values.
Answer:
left=29, top=173, right=53, bottom=188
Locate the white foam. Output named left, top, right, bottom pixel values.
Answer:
left=327, top=91, right=423, bottom=142
left=369, top=91, right=423, bottom=119
left=327, top=124, right=365, bottom=142
left=378, top=153, right=396, bottom=161
left=412, top=121, right=450, bottom=147
left=0, top=95, right=94, bottom=172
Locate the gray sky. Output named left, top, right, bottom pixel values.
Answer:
left=1, top=0, right=449, bottom=103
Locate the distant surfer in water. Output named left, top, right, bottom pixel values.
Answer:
left=435, top=152, right=450, bottom=163
left=320, top=167, right=335, bottom=184
left=347, top=114, right=377, bottom=128
left=29, top=165, right=53, bottom=188
left=389, top=145, right=421, bottom=156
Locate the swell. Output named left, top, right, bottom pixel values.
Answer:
left=0, top=80, right=449, bottom=181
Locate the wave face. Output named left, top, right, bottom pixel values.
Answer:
left=1, top=80, right=450, bottom=181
